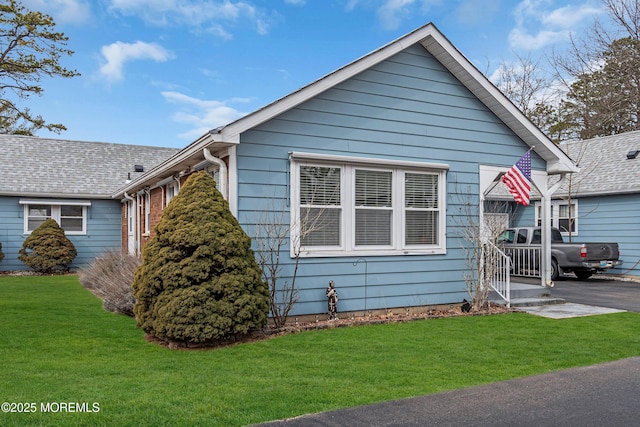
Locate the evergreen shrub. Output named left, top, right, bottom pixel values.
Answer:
left=18, top=219, right=77, bottom=273
left=0, top=241, right=4, bottom=262
left=132, top=171, right=269, bottom=345
left=79, top=251, right=140, bottom=316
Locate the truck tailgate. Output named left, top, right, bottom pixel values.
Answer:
left=584, top=243, right=619, bottom=261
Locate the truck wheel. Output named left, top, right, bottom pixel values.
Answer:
left=551, top=259, right=560, bottom=281
left=575, top=271, right=593, bottom=280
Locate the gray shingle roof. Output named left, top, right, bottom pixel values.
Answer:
left=0, top=134, right=179, bottom=198
left=558, top=131, right=640, bottom=197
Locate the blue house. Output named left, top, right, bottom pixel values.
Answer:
left=114, top=23, right=577, bottom=316
left=0, top=135, right=178, bottom=271
left=530, top=131, right=640, bottom=277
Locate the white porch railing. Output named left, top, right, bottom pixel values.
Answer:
left=505, top=246, right=542, bottom=278
left=483, top=242, right=511, bottom=307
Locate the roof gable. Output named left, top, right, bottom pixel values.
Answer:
left=207, top=22, right=576, bottom=174
left=0, top=134, right=179, bottom=198
left=117, top=22, right=578, bottom=197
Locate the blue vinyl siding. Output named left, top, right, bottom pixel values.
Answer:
left=574, top=195, right=640, bottom=277
left=511, top=194, right=640, bottom=277
left=235, top=43, right=544, bottom=315
left=0, top=197, right=122, bottom=271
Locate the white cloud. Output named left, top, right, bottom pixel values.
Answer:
left=509, top=0, right=602, bottom=51
left=285, top=0, right=306, bottom=5
left=508, top=27, right=566, bottom=51
left=345, top=0, right=441, bottom=30
left=23, top=0, right=91, bottom=24
left=106, top=0, right=274, bottom=37
left=161, top=91, right=248, bottom=140
left=542, top=4, right=601, bottom=29
left=377, top=0, right=416, bottom=31
left=99, top=41, right=174, bottom=82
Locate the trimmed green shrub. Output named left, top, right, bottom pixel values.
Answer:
left=132, top=171, right=269, bottom=345
left=79, top=251, right=141, bottom=316
left=18, top=219, right=77, bottom=273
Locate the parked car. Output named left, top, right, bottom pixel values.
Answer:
left=497, top=227, right=622, bottom=280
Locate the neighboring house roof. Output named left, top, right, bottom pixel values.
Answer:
left=0, top=134, right=179, bottom=198
left=115, top=22, right=577, bottom=198
left=557, top=130, right=640, bottom=197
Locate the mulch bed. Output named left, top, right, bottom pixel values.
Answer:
left=154, top=303, right=514, bottom=350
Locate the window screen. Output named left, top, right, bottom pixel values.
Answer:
left=405, top=173, right=438, bottom=245
left=300, top=166, right=342, bottom=246
left=355, top=169, right=392, bottom=246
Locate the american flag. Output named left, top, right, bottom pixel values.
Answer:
left=502, top=150, right=532, bottom=206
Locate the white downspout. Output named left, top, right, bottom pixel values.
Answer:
left=203, top=148, right=228, bottom=200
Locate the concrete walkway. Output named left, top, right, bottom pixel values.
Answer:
left=519, top=302, right=625, bottom=318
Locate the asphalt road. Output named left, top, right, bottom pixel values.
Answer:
left=256, top=357, right=640, bottom=427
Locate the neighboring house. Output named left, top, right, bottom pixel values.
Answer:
left=0, top=134, right=178, bottom=271
left=113, top=23, right=577, bottom=316
left=531, top=131, right=640, bottom=277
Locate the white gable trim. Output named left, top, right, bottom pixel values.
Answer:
left=117, top=22, right=578, bottom=199
left=209, top=23, right=577, bottom=175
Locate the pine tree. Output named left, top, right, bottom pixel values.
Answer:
left=18, top=219, right=77, bottom=272
left=132, top=171, right=269, bottom=345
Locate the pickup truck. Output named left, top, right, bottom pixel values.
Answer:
left=497, top=227, right=622, bottom=280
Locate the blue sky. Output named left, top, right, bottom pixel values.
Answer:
left=22, top=0, right=604, bottom=148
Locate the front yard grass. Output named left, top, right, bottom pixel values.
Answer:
left=1, top=275, right=639, bottom=426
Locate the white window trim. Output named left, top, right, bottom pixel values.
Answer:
left=535, top=199, right=579, bottom=236
left=290, top=153, right=448, bottom=257
left=143, top=191, right=151, bottom=235
left=165, top=181, right=179, bottom=207
left=20, top=199, right=90, bottom=235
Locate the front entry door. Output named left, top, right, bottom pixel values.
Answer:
left=127, top=200, right=136, bottom=255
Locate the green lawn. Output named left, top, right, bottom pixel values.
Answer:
left=1, top=275, right=639, bottom=426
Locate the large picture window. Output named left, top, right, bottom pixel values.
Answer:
left=291, top=154, right=447, bottom=257
left=20, top=200, right=90, bottom=235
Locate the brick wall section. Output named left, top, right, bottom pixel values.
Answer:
left=125, top=168, right=220, bottom=254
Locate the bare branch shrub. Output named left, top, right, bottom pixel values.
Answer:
left=79, top=251, right=140, bottom=316
left=254, top=206, right=300, bottom=329
left=253, top=182, right=331, bottom=328
left=457, top=197, right=514, bottom=311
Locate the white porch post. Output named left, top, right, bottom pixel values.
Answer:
left=536, top=174, right=568, bottom=286
left=531, top=172, right=550, bottom=287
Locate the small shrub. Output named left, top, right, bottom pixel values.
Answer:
left=18, top=219, right=77, bottom=273
left=132, top=171, right=269, bottom=345
left=79, top=251, right=141, bottom=316
left=0, top=241, right=4, bottom=262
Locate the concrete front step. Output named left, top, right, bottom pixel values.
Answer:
left=508, top=297, right=566, bottom=307
left=490, top=282, right=565, bottom=307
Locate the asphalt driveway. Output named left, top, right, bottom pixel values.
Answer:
left=548, top=276, right=640, bottom=312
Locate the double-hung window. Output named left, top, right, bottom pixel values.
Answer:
left=166, top=181, right=179, bottom=206
left=299, top=165, right=342, bottom=247
left=20, top=199, right=90, bottom=235
left=291, top=153, right=447, bottom=257
left=535, top=200, right=578, bottom=235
